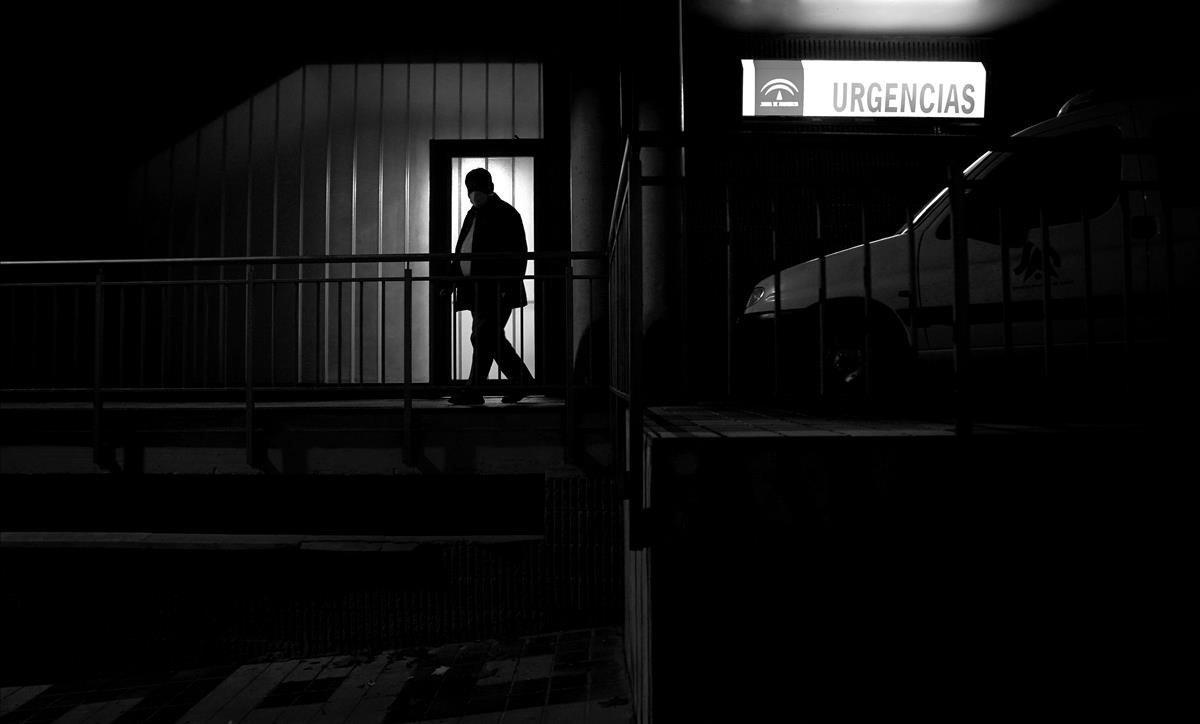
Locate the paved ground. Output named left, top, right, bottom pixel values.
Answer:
left=0, top=628, right=632, bottom=724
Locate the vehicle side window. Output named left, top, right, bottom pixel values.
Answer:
left=935, top=215, right=949, bottom=240
left=937, top=126, right=1122, bottom=244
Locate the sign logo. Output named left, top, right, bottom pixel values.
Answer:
left=759, top=78, right=799, bottom=108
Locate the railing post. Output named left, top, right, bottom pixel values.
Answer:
left=999, top=207, right=1013, bottom=364
left=949, top=162, right=972, bottom=436
left=358, top=279, right=365, bottom=385
left=724, top=184, right=733, bottom=400
left=817, top=198, right=827, bottom=401
left=115, top=287, right=123, bottom=388
left=861, top=204, right=873, bottom=402
left=770, top=190, right=782, bottom=399
left=1119, top=189, right=1133, bottom=364
left=92, top=265, right=105, bottom=467
left=1159, top=183, right=1175, bottom=350
left=403, top=267, right=414, bottom=466
left=627, top=139, right=647, bottom=550
left=564, top=261, right=576, bottom=462
left=1081, top=204, right=1095, bottom=369
left=337, top=280, right=344, bottom=384
left=906, top=205, right=918, bottom=355
left=1040, top=207, right=1054, bottom=385
left=245, top=263, right=256, bottom=467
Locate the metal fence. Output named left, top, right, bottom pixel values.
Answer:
left=0, top=251, right=605, bottom=466
left=727, top=133, right=1195, bottom=428
left=608, top=128, right=1198, bottom=435
left=606, top=135, right=645, bottom=544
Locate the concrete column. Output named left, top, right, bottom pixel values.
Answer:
left=568, top=64, right=617, bottom=390
left=562, top=0, right=686, bottom=402
left=631, top=0, right=686, bottom=401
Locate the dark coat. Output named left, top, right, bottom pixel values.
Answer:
left=451, top=194, right=529, bottom=312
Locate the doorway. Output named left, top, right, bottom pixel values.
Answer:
left=429, top=140, right=550, bottom=387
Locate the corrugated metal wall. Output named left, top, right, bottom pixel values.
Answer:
left=127, top=62, right=543, bottom=385
left=624, top=440, right=652, bottom=724
left=742, top=36, right=987, bottom=61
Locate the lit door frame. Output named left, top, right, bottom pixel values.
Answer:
left=429, top=139, right=549, bottom=386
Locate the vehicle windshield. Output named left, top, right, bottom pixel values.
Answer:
left=895, top=150, right=994, bottom=235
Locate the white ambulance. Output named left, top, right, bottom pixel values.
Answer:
left=742, top=91, right=1199, bottom=398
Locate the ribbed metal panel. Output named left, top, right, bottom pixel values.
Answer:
left=741, top=35, right=990, bottom=62
left=121, top=62, right=544, bottom=388
left=223, top=471, right=622, bottom=659
left=624, top=439, right=653, bottom=724
left=220, top=543, right=553, bottom=660
left=545, top=468, right=624, bottom=627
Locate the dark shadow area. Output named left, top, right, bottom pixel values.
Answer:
left=2, top=545, right=444, bottom=685
left=0, top=474, right=543, bottom=534
left=2, top=472, right=623, bottom=687
left=641, top=424, right=1194, bottom=719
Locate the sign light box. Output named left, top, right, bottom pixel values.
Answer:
left=742, top=59, right=986, bottom=119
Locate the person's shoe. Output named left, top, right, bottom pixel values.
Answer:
left=502, top=378, right=534, bottom=404
left=447, top=390, right=485, bottom=406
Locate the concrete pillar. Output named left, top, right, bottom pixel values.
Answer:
left=631, top=0, right=686, bottom=401
left=568, top=63, right=617, bottom=390
left=562, top=0, right=686, bottom=402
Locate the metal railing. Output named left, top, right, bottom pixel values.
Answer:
left=735, top=135, right=1192, bottom=429
left=608, top=129, right=1196, bottom=436
left=607, top=134, right=646, bottom=547
left=1, top=251, right=606, bottom=468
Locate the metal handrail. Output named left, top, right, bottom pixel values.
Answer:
left=3, top=250, right=607, bottom=471
left=607, top=135, right=634, bottom=257
left=0, top=250, right=605, bottom=268
left=0, top=273, right=606, bottom=289
left=605, top=128, right=648, bottom=547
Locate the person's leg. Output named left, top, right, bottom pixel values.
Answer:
left=487, top=306, right=533, bottom=403
left=449, top=298, right=500, bottom=404
left=455, top=295, right=532, bottom=404
left=466, top=306, right=502, bottom=387
left=492, top=312, right=533, bottom=384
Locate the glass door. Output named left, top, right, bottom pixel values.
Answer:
left=448, top=155, right=537, bottom=382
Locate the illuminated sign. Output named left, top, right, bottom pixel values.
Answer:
left=742, top=59, right=986, bottom=119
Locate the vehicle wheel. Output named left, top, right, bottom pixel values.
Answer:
left=824, top=332, right=867, bottom=399
left=821, top=306, right=913, bottom=407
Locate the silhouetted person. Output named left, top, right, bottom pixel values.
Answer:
left=446, top=167, right=534, bottom=405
